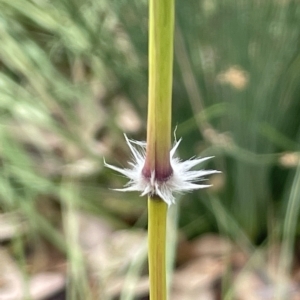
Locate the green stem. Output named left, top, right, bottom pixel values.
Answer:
left=146, top=0, right=175, bottom=299
left=148, top=197, right=168, bottom=300
left=143, top=0, right=175, bottom=180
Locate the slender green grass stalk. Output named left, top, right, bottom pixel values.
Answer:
left=145, top=0, right=174, bottom=299
left=104, top=1, right=218, bottom=299
left=143, top=0, right=174, bottom=179
left=148, top=198, right=168, bottom=300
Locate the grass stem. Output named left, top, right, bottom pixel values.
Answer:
left=148, top=197, right=168, bottom=300
left=143, top=0, right=175, bottom=179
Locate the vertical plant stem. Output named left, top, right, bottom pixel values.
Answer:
left=143, top=0, right=175, bottom=179
left=148, top=197, right=168, bottom=300
left=146, top=0, right=175, bottom=299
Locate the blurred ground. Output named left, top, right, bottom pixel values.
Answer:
left=2, top=211, right=300, bottom=300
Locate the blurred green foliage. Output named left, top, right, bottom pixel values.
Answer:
left=0, top=0, right=300, bottom=249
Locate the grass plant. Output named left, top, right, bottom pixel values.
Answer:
left=146, top=0, right=174, bottom=298
left=106, top=0, right=219, bottom=298
left=0, top=0, right=299, bottom=299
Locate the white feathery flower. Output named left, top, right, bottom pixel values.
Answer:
left=104, top=135, right=220, bottom=206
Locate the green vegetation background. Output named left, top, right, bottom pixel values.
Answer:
left=0, top=0, right=300, bottom=291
